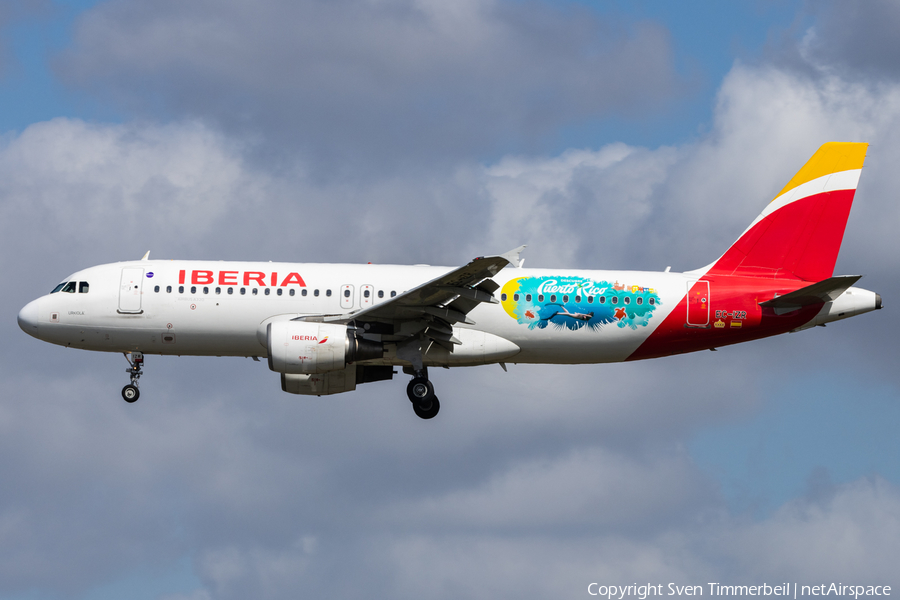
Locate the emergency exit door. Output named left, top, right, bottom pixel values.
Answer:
left=360, top=284, right=374, bottom=308
left=118, top=268, right=144, bottom=314
left=340, top=284, right=354, bottom=309
left=686, top=280, right=709, bottom=327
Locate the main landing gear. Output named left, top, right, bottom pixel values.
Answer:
left=406, top=368, right=440, bottom=419
left=122, top=352, right=143, bottom=403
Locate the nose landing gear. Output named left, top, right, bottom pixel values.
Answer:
left=122, top=352, right=143, bottom=403
left=406, top=369, right=440, bottom=419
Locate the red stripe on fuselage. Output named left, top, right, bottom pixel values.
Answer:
left=627, top=276, right=822, bottom=360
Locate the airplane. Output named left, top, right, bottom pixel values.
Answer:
left=17, top=142, right=882, bottom=419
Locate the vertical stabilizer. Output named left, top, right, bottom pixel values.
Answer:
left=707, top=142, right=868, bottom=281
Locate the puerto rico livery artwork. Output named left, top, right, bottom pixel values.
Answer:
left=18, top=143, right=882, bottom=419
left=500, top=276, right=661, bottom=331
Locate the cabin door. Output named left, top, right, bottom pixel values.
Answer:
left=686, top=280, right=709, bottom=327
left=118, top=268, right=144, bottom=314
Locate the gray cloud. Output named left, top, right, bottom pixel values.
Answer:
left=4, top=78, right=900, bottom=595
left=57, top=0, right=682, bottom=172
left=800, top=0, right=900, bottom=81
left=5, top=5, right=900, bottom=597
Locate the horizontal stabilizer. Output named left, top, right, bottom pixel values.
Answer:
left=759, top=275, right=862, bottom=314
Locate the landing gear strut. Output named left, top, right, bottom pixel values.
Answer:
left=122, top=352, right=143, bottom=403
left=406, top=368, right=440, bottom=419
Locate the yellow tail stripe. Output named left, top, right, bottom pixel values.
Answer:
left=775, top=142, right=868, bottom=200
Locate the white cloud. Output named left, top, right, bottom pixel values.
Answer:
left=5, top=28, right=900, bottom=600
left=0, top=118, right=269, bottom=276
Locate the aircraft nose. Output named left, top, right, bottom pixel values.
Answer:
left=17, top=299, right=39, bottom=337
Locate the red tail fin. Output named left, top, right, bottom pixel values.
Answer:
left=707, top=142, right=868, bottom=281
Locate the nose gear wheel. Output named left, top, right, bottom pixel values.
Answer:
left=122, top=384, right=139, bottom=402
left=122, top=352, right=144, bottom=403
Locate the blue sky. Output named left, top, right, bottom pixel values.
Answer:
left=3, top=1, right=900, bottom=599
left=1, top=0, right=114, bottom=133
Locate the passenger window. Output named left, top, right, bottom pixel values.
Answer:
left=563, top=295, right=568, bottom=303
left=344, top=289, right=351, bottom=298
left=62, top=282, right=77, bottom=293
left=513, top=293, right=519, bottom=301
left=364, top=290, right=370, bottom=298
left=215, top=287, right=221, bottom=295
left=391, top=291, right=397, bottom=297
left=203, top=287, right=209, bottom=294
left=538, top=294, right=544, bottom=302
left=51, top=282, right=66, bottom=294
left=154, top=285, right=160, bottom=293
left=526, top=294, right=532, bottom=302
left=611, top=296, right=618, bottom=304
left=289, top=289, right=295, bottom=296
left=314, top=289, right=320, bottom=297
left=636, top=297, right=643, bottom=305
left=550, top=295, right=557, bottom=303
left=277, top=289, right=283, bottom=296
left=179, top=286, right=184, bottom=293
left=166, top=286, right=172, bottom=293
left=501, top=293, right=507, bottom=301
left=378, top=290, right=384, bottom=298
left=240, top=288, right=246, bottom=295
left=302, top=289, right=307, bottom=297
left=587, top=296, right=593, bottom=303
left=227, top=287, right=233, bottom=295
left=649, top=298, right=655, bottom=305
left=265, top=288, right=270, bottom=296
left=599, top=297, right=605, bottom=304
left=252, top=288, right=257, bottom=295
left=326, top=289, right=332, bottom=297
left=79, top=282, right=90, bottom=293
left=191, top=286, right=197, bottom=294
left=624, top=297, right=630, bottom=305
left=575, top=295, right=580, bottom=303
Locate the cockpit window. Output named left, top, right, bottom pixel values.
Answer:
left=79, top=282, right=89, bottom=293
left=51, top=282, right=66, bottom=294
left=62, top=282, right=77, bottom=293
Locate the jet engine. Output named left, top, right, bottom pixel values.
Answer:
left=267, top=321, right=383, bottom=374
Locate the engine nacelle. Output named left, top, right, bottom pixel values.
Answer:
left=267, top=321, right=383, bottom=374
left=281, top=364, right=394, bottom=396
left=282, top=368, right=357, bottom=395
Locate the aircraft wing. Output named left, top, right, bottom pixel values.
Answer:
left=294, top=246, right=525, bottom=351
left=759, top=275, right=862, bottom=315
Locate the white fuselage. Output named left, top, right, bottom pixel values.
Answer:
left=19, top=260, right=696, bottom=364
left=18, top=259, right=880, bottom=368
